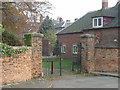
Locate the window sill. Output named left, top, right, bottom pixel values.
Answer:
left=73, top=53, right=78, bottom=55
left=93, top=26, right=103, bottom=28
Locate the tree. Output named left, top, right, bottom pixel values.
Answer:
left=53, top=40, right=60, bottom=56
left=2, top=1, right=53, bottom=38
left=38, top=16, right=55, bottom=34
left=38, top=16, right=57, bottom=48
left=44, top=29, right=57, bottom=47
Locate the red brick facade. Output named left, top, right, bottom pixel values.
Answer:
left=57, top=33, right=83, bottom=59
left=57, top=28, right=119, bottom=72
left=57, top=28, right=118, bottom=59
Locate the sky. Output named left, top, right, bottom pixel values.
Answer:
left=48, top=0, right=118, bottom=22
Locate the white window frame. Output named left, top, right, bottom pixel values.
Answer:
left=93, top=17, right=103, bottom=28
left=73, top=45, right=78, bottom=54
left=61, top=45, right=66, bottom=53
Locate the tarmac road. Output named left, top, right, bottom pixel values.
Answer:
left=3, top=74, right=118, bottom=88
left=50, top=75, right=118, bottom=88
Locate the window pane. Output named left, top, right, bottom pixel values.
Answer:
left=64, top=46, right=66, bottom=53
left=73, top=45, right=78, bottom=54
left=94, top=19, right=97, bottom=26
left=98, top=18, right=102, bottom=26
left=61, top=46, right=63, bottom=53
left=61, top=45, right=66, bottom=53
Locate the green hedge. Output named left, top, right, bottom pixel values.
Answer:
left=24, top=33, right=33, bottom=46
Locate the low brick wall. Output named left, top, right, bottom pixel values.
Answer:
left=94, top=48, right=118, bottom=72
left=1, top=49, right=32, bottom=84
left=0, top=33, right=43, bottom=84
left=85, top=48, right=118, bottom=72
left=81, top=36, right=118, bottom=72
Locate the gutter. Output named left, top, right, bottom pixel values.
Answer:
left=57, top=26, right=120, bottom=35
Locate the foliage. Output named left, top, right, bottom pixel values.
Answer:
left=38, top=16, right=55, bottom=34
left=2, top=2, right=53, bottom=37
left=53, top=40, right=60, bottom=56
left=0, top=24, right=5, bottom=36
left=38, top=16, right=57, bottom=48
left=14, top=48, right=28, bottom=54
left=24, top=33, right=33, bottom=46
left=44, top=29, right=57, bottom=47
left=2, top=27, right=24, bottom=46
left=0, top=43, right=28, bottom=57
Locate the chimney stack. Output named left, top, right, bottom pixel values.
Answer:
left=102, top=0, right=108, bottom=9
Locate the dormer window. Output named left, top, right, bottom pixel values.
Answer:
left=93, top=17, right=103, bottom=28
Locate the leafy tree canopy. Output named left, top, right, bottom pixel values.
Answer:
left=38, top=16, right=56, bottom=48
left=2, top=1, right=53, bottom=37
left=38, top=16, right=55, bottom=34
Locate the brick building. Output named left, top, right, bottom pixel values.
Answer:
left=57, top=0, right=119, bottom=59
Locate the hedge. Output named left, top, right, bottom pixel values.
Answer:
left=24, top=33, right=33, bottom=46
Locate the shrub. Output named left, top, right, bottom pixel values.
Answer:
left=0, top=43, right=28, bottom=57
left=2, top=27, right=24, bottom=46
left=53, top=40, right=60, bottom=56
left=0, top=24, right=5, bottom=36
left=24, top=33, right=33, bottom=46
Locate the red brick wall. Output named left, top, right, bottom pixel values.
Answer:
left=0, top=33, right=43, bottom=84
left=85, top=48, right=119, bottom=72
left=81, top=37, right=118, bottom=72
left=94, top=48, right=118, bottom=72
left=1, top=50, right=32, bottom=84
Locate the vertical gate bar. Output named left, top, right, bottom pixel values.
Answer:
left=51, top=61, right=53, bottom=74
left=60, top=43, right=62, bottom=76
left=79, top=42, right=82, bottom=72
left=60, top=55, right=62, bottom=76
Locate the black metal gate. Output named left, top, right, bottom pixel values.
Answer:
left=42, top=43, right=83, bottom=77
left=72, top=42, right=82, bottom=73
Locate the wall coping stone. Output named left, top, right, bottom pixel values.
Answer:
left=32, top=32, right=44, bottom=37
left=95, top=46, right=120, bottom=49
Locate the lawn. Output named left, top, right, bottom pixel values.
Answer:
left=42, top=58, right=73, bottom=69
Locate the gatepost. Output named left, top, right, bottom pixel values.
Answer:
left=31, top=33, right=43, bottom=77
left=80, top=34, right=95, bottom=73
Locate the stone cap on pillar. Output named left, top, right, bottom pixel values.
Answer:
left=80, top=34, right=95, bottom=38
left=32, top=32, right=44, bottom=37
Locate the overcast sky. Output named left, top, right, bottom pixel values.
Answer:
left=48, top=0, right=118, bottom=22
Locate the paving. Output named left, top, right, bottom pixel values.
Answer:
left=2, top=71, right=119, bottom=88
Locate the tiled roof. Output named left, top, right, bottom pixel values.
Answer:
left=57, top=2, right=119, bottom=35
